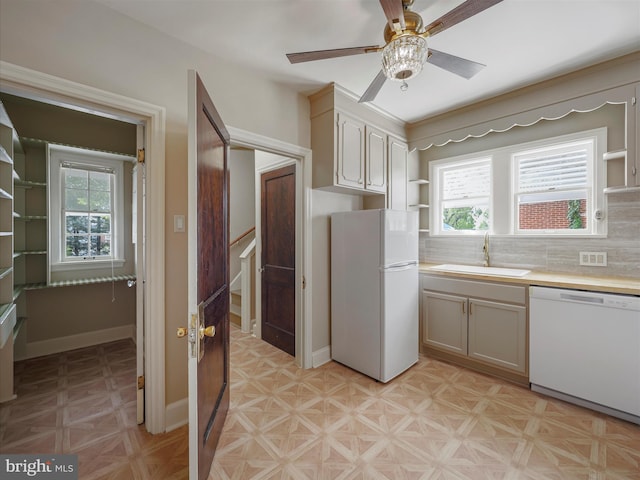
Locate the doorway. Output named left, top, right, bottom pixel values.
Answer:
left=229, top=129, right=312, bottom=369
left=0, top=62, right=166, bottom=433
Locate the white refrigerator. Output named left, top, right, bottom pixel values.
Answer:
left=331, top=209, right=419, bottom=382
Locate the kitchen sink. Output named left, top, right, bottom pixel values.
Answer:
left=429, top=264, right=531, bottom=277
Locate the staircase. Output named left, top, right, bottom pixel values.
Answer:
left=230, top=290, right=242, bottom=327
left=229, top=234, right=256, bottom=334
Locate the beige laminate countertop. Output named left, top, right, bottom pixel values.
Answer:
left=419, top=263, right=640, bottom=296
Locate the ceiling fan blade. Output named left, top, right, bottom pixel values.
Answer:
left=424, top=0, right=503, bottom=37
left=358, top=70, right=388, bottom=103
left=379, top=0, right=406, bottom=31
left=427, top=49, right=485, bottom=79
left=286, top=46, right=380, bottom=64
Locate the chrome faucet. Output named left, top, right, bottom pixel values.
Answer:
left=482, top=232, right=490, bottom=267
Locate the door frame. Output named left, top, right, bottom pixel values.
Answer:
left=229, top=127, right=312, bottom=369
left=0, top=60, right=167, bottom=433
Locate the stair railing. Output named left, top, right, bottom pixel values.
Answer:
left=239, top=238, right=256, bottom=333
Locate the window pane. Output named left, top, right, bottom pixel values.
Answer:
left=90, top=190, right=111, bottom=212
left=518, top=193, right=587, bottom=230
left=90, top=214, right=111, bottom=234
left=91, top=235, right=111, bottom=256
left=443, top=204, right=489, bottom=231
left=66, top=214, right=89, bottom=234
left=89, top=172, right=110, bottom=191
left=515, top=139, right=593, bottom=233
left=66, top=235, right=88, bottom=257
left=64, top=169, right=88, bottom=189
left=65, top=188, right=88, bottom=211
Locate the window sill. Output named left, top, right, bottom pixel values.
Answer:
left=50, top=259, right=126, bottom=272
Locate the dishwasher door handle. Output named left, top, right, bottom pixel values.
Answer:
left=559, top=293, right=605, bottom=304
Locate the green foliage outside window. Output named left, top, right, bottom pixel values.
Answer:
left=567, top=199, right=583, bottom=229
left=443, top=206, right=489, bottom=231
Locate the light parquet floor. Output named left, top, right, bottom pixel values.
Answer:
left=211, top=328, right=640, bottom=480
left=1, top=327, right=639, bottom=479
left=0, top=339, right=188, bottom=479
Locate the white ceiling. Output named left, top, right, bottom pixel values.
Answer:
left=98, top=0, right=640, bottom=123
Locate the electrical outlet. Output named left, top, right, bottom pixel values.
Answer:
left=579, top=251, right=607, bottom=266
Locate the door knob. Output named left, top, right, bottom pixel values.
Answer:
left=177, top=325, right=215, bottom=339
left=200, top=325, right=215, bottom=339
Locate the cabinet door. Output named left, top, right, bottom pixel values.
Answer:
left=388, top=136, right=408, bottom=210
left=468, top=298, right=526, bottom=373
left=365, top=125, right=387, bottom=193
left=336, top=112, right=365, bottom=189
left=422, top=290, right=468, bottom=355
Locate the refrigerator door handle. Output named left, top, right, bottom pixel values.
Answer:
left=382, top=261, right=418, bottom=272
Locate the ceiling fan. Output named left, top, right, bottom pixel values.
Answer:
left=286, top=0, right=503, bottom=103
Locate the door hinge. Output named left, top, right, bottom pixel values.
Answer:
left=137, top=375, right=145, bottom=390
left=137, top=148, right=145, bottom=164
left=632, top=96, right=637, bottom=106
left=302, top=275, right=306, bottom=289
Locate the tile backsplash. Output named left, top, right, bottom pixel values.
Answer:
left=420, top=190, right=640, bottom=279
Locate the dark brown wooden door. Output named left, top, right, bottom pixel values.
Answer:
left=261, top=164, right=296, bottom=356
left=189, top=71, right=230, bottom=480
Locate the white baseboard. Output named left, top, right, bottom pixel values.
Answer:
left=16, top=324, right=135, bottom=361
left=165, top=397, right=189, bottom=432
left=312, top=346, right=331, bottom=368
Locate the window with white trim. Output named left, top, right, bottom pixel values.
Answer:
left=514, top=139, right=594, bottom=234
left=49, top=145, right=129, bottom=272
left=429, top=128, right=606, bottom=237
left=432, top=158, right=491, bottom=234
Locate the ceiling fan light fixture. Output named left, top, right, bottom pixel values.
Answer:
left=381, top=35, right=428, bottom=81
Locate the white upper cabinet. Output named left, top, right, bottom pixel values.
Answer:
left=335, top=111, right=365, bottom=190
left=387, top=136, right=408, bottom=210
left=310, top=84, right=405, bottom=197
left=364, top=125, right=387, bottom=194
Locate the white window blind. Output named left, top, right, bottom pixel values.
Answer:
left=516, top=145, right=589, bottom=194
left=442, top=161, right=491, bottom=200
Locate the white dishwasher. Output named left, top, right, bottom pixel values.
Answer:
left=529, top=286, right=640, bottom=424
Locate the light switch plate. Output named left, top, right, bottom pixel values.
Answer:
left=174, top=214, right=185, bottom=233
left=579, top=251, right=607, bottom=266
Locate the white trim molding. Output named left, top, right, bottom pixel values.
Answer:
left=16, top=324, right=135, bottom=361
left=0, top=61, right=167, bottom=434
left=312, top=346, right=332, bottom=368
left=165, top=398, right=189, bottom=432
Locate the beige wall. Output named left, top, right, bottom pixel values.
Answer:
left=0, top=93, right=136, bottom=155
left=24, top=282, right=135, bottom=342
left=311, top=190, right=362, bottom=352
left=0, top=0, right=311, bottom=406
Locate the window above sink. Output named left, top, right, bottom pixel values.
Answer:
left=429, top=128, right=607, bottom=238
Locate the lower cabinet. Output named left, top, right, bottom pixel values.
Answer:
left=421, top=274, right=528, bottom=383
left=467, top=298, right=526, bottom=373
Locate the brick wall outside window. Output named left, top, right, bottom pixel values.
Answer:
left=519, top=199, right=587, bottom=230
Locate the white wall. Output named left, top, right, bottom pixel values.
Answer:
left=0, top=0, right=311, bottom=406
left=229, top=149, right=256, bottom=287
left=229, top=149, right=256, bottom=241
